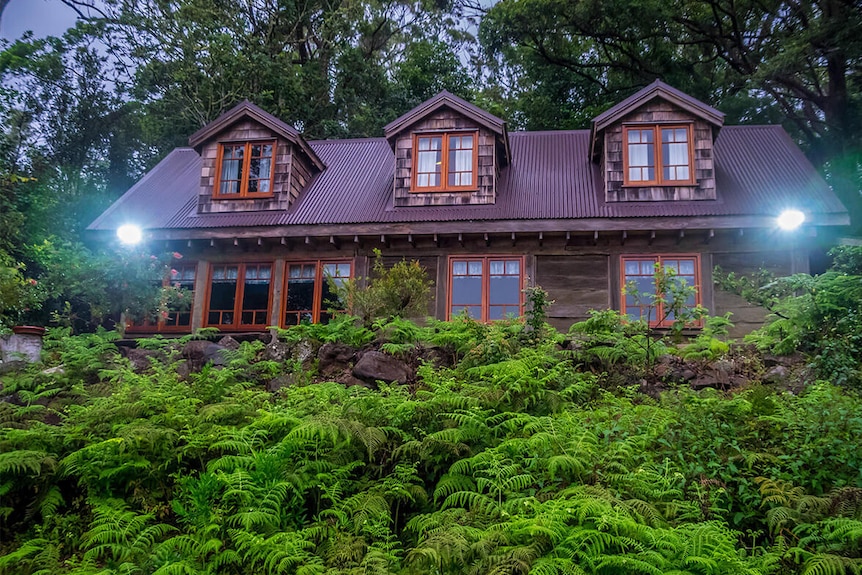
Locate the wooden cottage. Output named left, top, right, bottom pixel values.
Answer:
left=89, top=81, right=849, bottom=336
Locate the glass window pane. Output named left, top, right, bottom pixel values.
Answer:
left=505, top=260, right=520, bottom=274
left=625, top=261, right=641, bottom=275
left=286, top=278, right=314, bottom=312
left=489, top=276, right=519, bottom=305
left=468, top=261, right=483, bottom=275
left=452, top=261, right=467, bottom=276
left=208, top=281, right=236, bottom=313
left=452, top=276, right=482, bottom=305
left=680, top=259, right=695, bottom=275
left=490, top=260, right=505, bottom=275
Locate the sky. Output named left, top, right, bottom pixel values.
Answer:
left=0, top=0, right=79, bottom=41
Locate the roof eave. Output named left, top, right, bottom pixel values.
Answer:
left=187, top=101, right=326, bottom=172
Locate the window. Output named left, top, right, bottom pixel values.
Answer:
left=283, top=261, right=352, bottom=326
left=412, top=133, right=477, bottom=192
left=623, top=125, right=694, bottom=186
left=214, top=141, right=276, bottom=198
left=128, top=263, right=196, bottom=333
left=449, top=256, right=523, bottom=321
left=205, top=263, right=273, bottom=330
left=620, top=255, right=701, bottom=327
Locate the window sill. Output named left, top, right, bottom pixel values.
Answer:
left=212, top=194, right=275, bottom=200
left=409, top=188, right=479, bottom=194
left=621, top=182, right=697, bottom=188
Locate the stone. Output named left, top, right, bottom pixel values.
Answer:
left=264, top=341, right=290, bottom=362
left=40, top=365, right=65, bottom=376
left=125, top=348, right=161, bottom=373
left=217, top=335, right=241, bottom=350
left=202, top=343, right=230, bottom=366
left=764, top=365, right=789, bottom=384
left=352, top=351, right=412, bottom=384
left=0, top=360, right=27, bottom=375
left=292, top=340, right=315, bottom=364
left=318, top=343, right=356, bottom=375
left=267, top=374, right=296, bottom=392
left=182, top=340, right=210, bottom=364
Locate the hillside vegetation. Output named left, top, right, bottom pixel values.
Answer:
left=1, top=303, right=861, bottom=575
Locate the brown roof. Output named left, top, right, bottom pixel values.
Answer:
left=89, top=125, right=847, bottom=234
left=591, top=80, right=725, bottom=133
left=187, top=100, right=325, bottom=171
left=383, top=91, right=507, bottom=138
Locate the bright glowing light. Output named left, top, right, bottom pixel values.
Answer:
left=777, top=209, right=805, bottom=231
left=117, top=224, right=143, bottom=245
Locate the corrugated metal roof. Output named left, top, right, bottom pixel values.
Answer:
left=89, top=125, right=847, bottom=233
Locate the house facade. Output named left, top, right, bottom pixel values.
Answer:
left=89, top=81, right=849, bottom=336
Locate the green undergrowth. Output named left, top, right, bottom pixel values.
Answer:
left=1, top=318, right=861, bottom=575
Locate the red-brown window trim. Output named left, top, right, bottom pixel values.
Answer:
left=411, top=132, right=479, bottom=193
left=126, top=262, right=197, bottom=334
left=622, top=124, right=696, bottom=187
left=447, top=255, right=524, bottom=322
left=619, top=254, right=702, bottom=328
left=203, top=261, right=274, bottom=331
left=281, top=259, right=353, bottom=326
left=213, top=140, right=277, bottom=199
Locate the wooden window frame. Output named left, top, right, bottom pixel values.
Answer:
left=203, top=261, right=274, bottom=331
left=213, top=140, right=277, bottom=199
left=447, top=255, right=525, bottom=322
left=281, top=259, right=353, bottom=326
left=622, top=124, right=695, bottom=187
left=126, top=262, right=197, bottom=334
left=619, top=254, right=702, bottom=328
left=410, top=132, right=479, bottom=193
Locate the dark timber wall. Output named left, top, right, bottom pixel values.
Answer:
left=164, top=229, right=813, bottom=336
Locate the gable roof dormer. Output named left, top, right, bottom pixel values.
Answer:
left=590, top=80, right=726, bottom=203
left=384, top=91, right=510, bottom=207
left=590, top=80, right=724, bottom=161
left=188, top=100, right=326, bottom=215
left=384, top=91, right=510, bottom=166
left=188, top=100, right=325, bottom=171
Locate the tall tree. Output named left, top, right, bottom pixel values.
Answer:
left=481, top=0, right=862, bottom=228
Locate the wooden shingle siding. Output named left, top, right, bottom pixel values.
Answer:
left=604, top=101, right=716, bottom=202
left=197, top=119, right=302, bottom=214
left=392, top=109, right=497, bottom=207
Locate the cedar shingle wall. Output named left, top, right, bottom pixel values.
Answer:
left=198, top=119, right=303, bottom=214
left=393, top=109, right=497, bottom=207
left=603, top=101, right=716, bottom=202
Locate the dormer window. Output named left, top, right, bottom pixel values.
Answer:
left=412, top=132, right=477, bottom=192
left=214, top=141, right=276, bottom=198
left=623, top=125, right=694, bottom=186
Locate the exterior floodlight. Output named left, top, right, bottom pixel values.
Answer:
left=777, top=209, right=805, bottom=231
left=117, top=224, right=143, bottom=245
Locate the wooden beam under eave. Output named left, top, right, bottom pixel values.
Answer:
left=620, top=231, right=627, bottom=246
left=511, top=232, right=516, bottom=247
left=329, top=236, right=340, bottom=250
left=592, top=231, right=599, bottom=246
left=538, top=232, right=543, bottom=247
left=565, top=231, right=571, bottom=247
left=458, top=233, right=464, bottom=247
left=677, top=230, right=685, bottom=245
left=434, top=233, right=440, bottom=248
left=304, top=236, right=312, bottom=246
left=408, top=234, right=415, bottom=247
left=484, top=233, right=490, bottom=247
left=257, top=237, right=263, bottom=246
left=380, top=234, right=388, bottom=248
left=233, top=238, right=239, bottom=246
left=704, top=229, right=714, bottom=244
left=648, top=231, right=655, bottom=246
